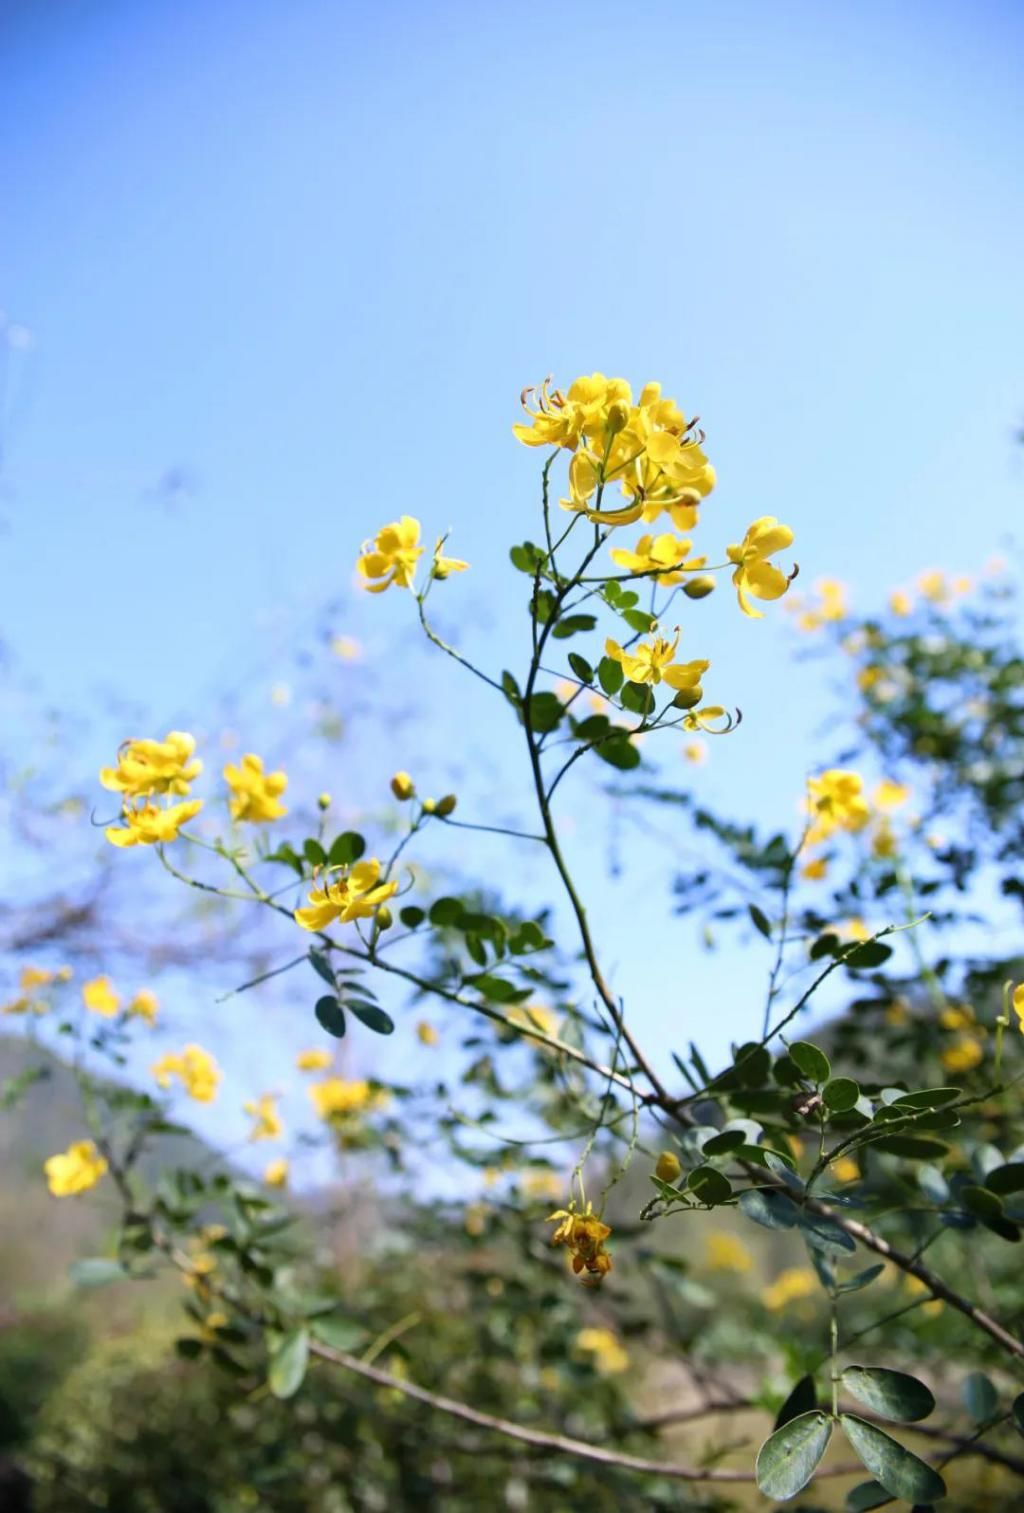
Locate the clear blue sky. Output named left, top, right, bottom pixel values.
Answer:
left=1, top=0, right=1022, bottom=1156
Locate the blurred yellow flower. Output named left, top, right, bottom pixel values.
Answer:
left=308, top=1077, right=387, bottom=1120
left=224, top=754, right=288, bottom=822
left=905, top=1274, right=943, bottom=1316
left=705, top=1232, right=752, bottom=1273
left=431, top=536, right=469, bottom=580
left=801, top=856, right=829, bottom=881
left=152, top=1044, right=221, bottom=1103
left=831, top=1156, right=860, bottom=1184
left=244, top=1093, right=283, bottom=1141
left=100, top=731, right=201, bottom=798
left=726, top=517, right=795, bottom=618
left=331, top=634, right=362, bottom=661
left=357, top=516, right=424, bottom=593
left=127, top=988, right=159, bottom=1026
left=264, top=1157, right=289, bottom=1188
left=1013, top=984, right=1024, bottom=1033
left=683, top=739, right=708, bottom=765
left=390, top=771, right=415, bottom=800
left=294, top=860, right=398, bottom=932
left=941, top=1037, right=983, bottom=1074
left=416, top=1021, right=439, bottom=1046
left=655, top=1151, right=682, bottom=1184
left=763, top=1267, right=818, bottom=1311
left=521, top=1170, right=564, bottom=1202
left=805, top=769, right=870, bottom=846
left=296, top=1047, right=333, bottom=1072
left=917, top=569, right=948, bottom=603
left=889, top=589, right=912, bottom=617
left=106, top=798, right=203, bottom=848
left=939, top=1003, right=974, bottom=1032
left=548, top=1203, right=613, bottom=1282
left=44, top=1139, right=108, bottom=1197
left=83, top=975, right=120, bottom=1018
left=576, top=1327, right=629, bottom=1374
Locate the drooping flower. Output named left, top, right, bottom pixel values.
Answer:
left=83, top=975, right=121, bottom=1018
left=264, top=1157, right=289, bottom=1188
left=244, top=1092, right=283, bottom=1141
left=547, top=1202, right=613, bottom=1282
left=356, top=516, right=424, bottom=593
left=294, top=859, right=399, bottom=932
left=127, top=988, right=159, bottom=1026
left=100, top=732, right=201, bottom=798
left=295, top=1047, right=333, bottom=1072
left=608, top=533, right=705, bottom=586
left=44, top=1139, right=108, bottom=1197
left=223, top=754, right=288, bottom=823
left=431, top=536, right=469, bottom=580
left=105, top=798, right=203, bottom=848
left=726, top=517, right=795, bottom=617
left=152, top=1043, right=222, bottom=1103
left=603, top=631, right=708, bottom=693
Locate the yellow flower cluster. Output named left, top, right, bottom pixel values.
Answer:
left=294, top=859, right=398, bottom=931
left=224, top=754, right=288, bottom=822
left=152, top=1043, right=222, bottom=1103
left=102, top=731, right=204, bottom=849
left=788, top=577, right=848, bottom=632
left=1, top=964, right=72, bottom=1016
left=705, top=1232, right=752, bottom=1273
left=604, top=630, right=708, bottom=697
left=244, top=1092, right=283, bottom=1141
left=79, top=976, right=160, bottom=1025
left=576, top=1327, right=629, bottom=1375
left=547, top=1203, right=613, bottom=1283
left=44, top=1139, right=108, bottom=1197
left=307, top=1077, right=389, bottom=1121
left=357, top=518, right=468, bottom=594
left=762, top=1267, right=818, bottom=1311
left=801, top=771, right=911, bottom=878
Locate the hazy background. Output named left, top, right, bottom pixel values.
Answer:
left=1, top=0, right=1022, bottom=1157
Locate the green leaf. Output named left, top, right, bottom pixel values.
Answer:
left=841, top=1366, right=935, bottom=1423
left=509, top=541, right=546, bottom=573
left=315, top=996, right=346, bottom=1038
left=571, top=714, right=611, bottom=741
left=500, top=670, right=521, bottom=708
left=774, top=1375, right=817, bottom=1431
left=961, top=1184, right=1004, bottom=1221
left=470, top=974, right=520, bottom=1003
left=551, top=613, right=597, bottom=639
left=755, top=1411, right=833, bottom=1501
left=347, top=1000, right=395, bottom=1035
left=985, top=1162, right=1024, bottom=1195
left=835, top=1264, right=886, bottom=1295
left=797, top=1210, right=857, bottom=1254
left=962, top=1371, right=999, bottom=1423
left=1012, top=1389, right=1024, bottom=1437
left=429, top=897, right=464, bottom=927
left=593, top=735, right=641, bottom=770
left=268, top=1327, right=309, bottom=1400
left=620, top=680, right=654, bottom=716
left=308, top=949, right=336, bottom=988
left=890, top=1086, right=961, bottom=1111
left=568, top=652, right=594, bottom=683
left=311, top=1315, right=367, bottom=1352
left=871, top=1134, right=949, bottom=1159
left=739, top=1187, right=799, bottom=1230
left=845, top=1482, right=892, bottom=1512
left=686, top=1165, right=733, bottom=1205
left=824, top=1077, right=861, bottom=1112
left=845, top=941, right=893, bottom=968
left=621, top=607, right=656, bottom=633
left=839, top=1415, right=946, bottom=1504
left=748, top=903, right=772, bottom=939
left=597, top=655, right=624, bottom=695
left=790, top=1041, right=831, bottom=1083
left=328, top=831, right=366, bottom=866
left=810, top=932, right=842, bottom=960
left=303, top=838, right=327, bottom=867
left=399, top=905, right=425, bottom=928
left=702, top=1129, right=748, bottom=1156
left=69, top=1257, right=128, bottom=1288
left=525, top=692, right=564, bottom=733
left=175, top=1337, right=205, bottom=1360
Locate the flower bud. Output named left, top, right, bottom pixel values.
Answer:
left=317, top=792, right=332, bottom=811
left=606, top=400, right=630, bottom=434
left=655, top=1150, right=682, bottom=1184
left=683, top=575, right=716, bottom=600
left=391, top=771, right=415, bottom=801
left=375, top=906, right=393, bottom=931
left=436, top=793, right=457, bottom=817
left=671, top=685, right=703, bottom=710
left=422, top=797, right=437, bottom=813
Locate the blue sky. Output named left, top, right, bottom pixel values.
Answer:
left=1, top=0, right=1022, bottom=1160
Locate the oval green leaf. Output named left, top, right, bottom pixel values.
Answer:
left=824, top=1077, right=860, bottom=1112
left=687, top=1165, right=732, bottom=1205
left=985, top=1162, right=1024, bottom=1196
left=841, top=1365, right=935, bottom=1423
left=268, top=1327, right=309, bottom=1400
left=755, top=1410, right=833, bottom=1501
left=839, top=1414, right=946, bottom=1504
left=739, top=1187, right=799, bottom=1229
left=314, top=996, right=346, bottom=1038
left=962, top=1370, right=999, bottom=1424
left=790, top=1041, right=831, bottom=1083
left=347, top=1000, right=395, bottom=1035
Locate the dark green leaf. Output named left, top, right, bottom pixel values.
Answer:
left=347, top=1000, right=395, bottom=1035
left=525, top=692, right=564, bottom=733
left=303, top=839, right=327, bottom=867
left=739, top=1187, right=799, bottom=1230
left=552, top=613, right=597, bottom=639
left=429, top=897, right=464, bottom=927
left=315, top=996, right=346, bottom=1037
left=620, top=680, right=654, bottom=716
left=839, top=1415, right=945, bottom=1504
left=962, top=1185, right=1004, bottom=1221
left=835, top=1264, right=886, bottom=1295
left=597, top=655, right=624, bottom=695
left=593, top=735, right=641, bottom=770
left=755, top=1411, right=833, bottom=1500
left=985, top=1162, right=1024, bottom=1196
left=797, top=1210, right=857, bottom=1254
left=268, top=1328, right=309, bottom=1400
left=748, top=903, right=772, bottom=939
left=891, top=1087, right=961, bottom=1111
left=399, top=905, right=425, bottom=928
left=824, top=1077, right=861, bottom=1112
left=500, top=670, right=521, bottom=708
left=702, top=1129, right=748, bottom=1156
left=175, top=1337, right=205, bottom=1360
left=810, top=932, right=842, bottom=960
left=774, top=1375, right=817, bottom=1431
left=845, top=1482, right=892, bottom=1512
left=1012, top=1390, right=1024, bottom=1437
left=622, top=607, right=656, bottom=633
left=509, top=541, right=546, bottom=573
left=962, top=1371, right=999, bottom=1423
left=871, top=1135, right=949, bottom=1159
left=568, top=652, right=594, bottom=683
left=571, top=714, right=611, bottom=741
left=686, top=1165, right=733, bottom=1205
left=328, top=831, right=365, bottom=866
left=845, top=941, right=893, bottom=968
left=308, top=949, right=336, bottom=988
left=841, top=1366, right=935, bottom=1423
left=790, top=1041, right=832, bottom=1083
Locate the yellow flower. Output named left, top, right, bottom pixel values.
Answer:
left=21, top=966, right=56, bottom=990
left=941, top=1037, right=983, bottom=1074
left=681, top=705, right=730, bottom=733
left=604, top=630, right=708, bottom=692
left=506, top=1003, right=561, bottom=1046
left=105, top=798, right=203, bottom=848
left=521, top=1169, right=564, bottom=1202
left=391, top=771, right=415, bottom=800
left=295, top=1047, right=333, bottom=1072
left=100, top=731, right=201, bottom=798
left=417, top=1021, right=439, bottom=1046
left=223, top=754, right=287, bottom=823
left=547, top=1203, right=613, bottom=1282
left=683, top=739, right=707, bottom=765
left=705, top=1232, right=752, bottom=1273
left=330, top=634, right=361, bottom=661
left=831, top=1156, right=860, bottom=1184
left=431, top=536, right=469, bottom=580
left=83, top=975, right=121, bottom=1018
left=939, top=1003, right=974, bottom=1031
left=127, top=988, right=159, bottom=1026
left=264, top=1157, right=289, bottom=1188
left=608, top=533, right=705, bottom=586
left=726, top=517, right=795, bottom=617
left=2, top=964, right=67, bottom=1015
left=801, top=856, right=829, bottom=881
left=805, top=769, right=871, bottom=846
left=152, top=1043, right=221, bottom=1103
left=244, top=1093, right=283, bottom=1141
left=905, top=1274, right=943, bottom=1316
left=1013, top=984, right=1024, bottom=1033
left=655, top=1151, right=682, bottom=1184
left=357, top=516, right=424, bottom=593
left=917, top=569, right=948, bottom=604
left=874, top=780, right=910, bottom=811
left=513, top=373, right=633, bottom=452
left=763, top=1267, right=818, bottom=1311
left=576, top=1327, right=629, bottom=1375
left=841, top=918, right=871, bottom=943
left=294, top=859, right=399, bottom=932
left=308, top=1077, right=387, bottom=1120
left=44, top=1139, right=108, bottom=1197
left=790, top=578, right=848, bottom=631
left=889, top=589, right=913, bottom=617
